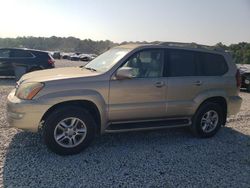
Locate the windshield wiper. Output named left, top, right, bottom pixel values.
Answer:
left=84, top=67, right=97, bottom=72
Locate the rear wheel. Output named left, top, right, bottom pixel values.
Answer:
left=191, top=102, right=224, bottom=138
left=43, top=106, right=96, bottom=155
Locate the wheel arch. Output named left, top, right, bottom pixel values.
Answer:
left=195, top=96, right=227, bottom=125
left=41, top=100, right=101, bottom=134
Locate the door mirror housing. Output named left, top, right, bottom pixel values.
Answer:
left=116, top=67, right=133, bottom=80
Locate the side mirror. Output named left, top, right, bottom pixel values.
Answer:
left=116, top=67, right=134, bottom=80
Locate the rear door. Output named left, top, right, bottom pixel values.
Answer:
left=0, top=49, right=14, bottom=76
left=165, top=49, right=202, bottom=117
left=165, top=49, right=229, bottom=117
left=10, top=49, right=35, bottom=70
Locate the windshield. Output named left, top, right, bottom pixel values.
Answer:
left=85, top=48, right=131, bottom=72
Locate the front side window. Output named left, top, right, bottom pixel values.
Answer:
left=0, top=49, right=10, bottom=58
left=168, top=49, right=196, bottom=77
left=123, top=49, right=164, bottom=78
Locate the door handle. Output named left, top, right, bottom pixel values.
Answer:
left=155, top=81, right=165, bottom=88
left=194, top=80, right=202, bottom=86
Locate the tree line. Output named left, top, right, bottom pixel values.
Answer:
left=0, top=36, right=117, bottom=55
left=0, top=37, right=249, bottom=64
left=215, top=42, right=250, bottom=64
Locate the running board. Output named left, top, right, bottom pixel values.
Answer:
left=105, top=118, right=191, bottom=133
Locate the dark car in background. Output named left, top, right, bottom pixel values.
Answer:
left=0, top=48, right=55, bottom=80
left=69, top=53, right=80, bottom=61
left=79, top=54, right=96, bottom=61
left=237, top=64, right=250, bottom=92
left=51, top=51, right=61, bottom=59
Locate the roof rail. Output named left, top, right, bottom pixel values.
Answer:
left=158, top=42, right=225, bottom=52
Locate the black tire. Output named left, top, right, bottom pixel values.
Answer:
left=43, top=106, right=96, bottom=155
left=190, top=102, right=224, bottom=138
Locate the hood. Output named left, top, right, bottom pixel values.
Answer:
left=19, top=67, right=99, bottom=83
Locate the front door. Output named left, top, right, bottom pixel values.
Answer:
left=109, top=49, right=167, bottom=122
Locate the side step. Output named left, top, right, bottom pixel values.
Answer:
left=105, top=118, right=191, bottom=133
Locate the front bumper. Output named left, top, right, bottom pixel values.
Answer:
left=7, top=89, right=49, bottom=132
left=227, top=96, right=242, bottom=116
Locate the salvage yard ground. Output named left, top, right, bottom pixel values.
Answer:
left=0, top=60, right=249, bottom=187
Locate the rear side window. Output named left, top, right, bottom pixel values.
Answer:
left=11, top=50, right=34, bottom=58
left=198, top=53, right=228, bottom=76
left=0, top=49, right=10, bottom=58
left=168, top=49, right=196, bottom=77
left=33, top=51, right=49, bottom=58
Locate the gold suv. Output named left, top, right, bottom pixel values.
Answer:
left=7, top=43, right=242, bottom=155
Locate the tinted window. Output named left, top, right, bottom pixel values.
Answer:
left=123, top=49, right=164, bottom=78
left=11, top=50, right=33, bottom=58
left=33, top=51, right=49, bottom=58
left=0, top=49, right=10, bottom=58
left=168, top=49, right=196, bottom=77
left=198, top=52, right=228, bottom=76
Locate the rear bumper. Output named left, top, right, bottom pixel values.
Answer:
left=227, top=96, right=242, bottom=116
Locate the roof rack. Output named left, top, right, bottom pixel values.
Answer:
left=158, top=42, right=225, bottom=52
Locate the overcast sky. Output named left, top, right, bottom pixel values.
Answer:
left=0, top=0, right=250, bottom=45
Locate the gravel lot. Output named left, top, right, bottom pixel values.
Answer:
left=0, top=60, right=249, bottom=187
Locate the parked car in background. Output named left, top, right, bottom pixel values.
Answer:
left=237, top=64, right=250, bottom=92
left=80, top=54, right=98, bottom=61
left=51, top=51, right=61, bottom=59
left=79, top=54, right=92, bottom=61
left=69, top=53, right=80, bottom=61
left=60, top=52, right=97, bottom=62
left=0, top=48, right=55, bottom=80
left=7, top=42, right=242, bottom=155
left=61, top=53, right=70, bottom=59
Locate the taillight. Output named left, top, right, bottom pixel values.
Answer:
left=48, top=58, right=55, bottom=65
left=236, top=69, right=241, bottom=89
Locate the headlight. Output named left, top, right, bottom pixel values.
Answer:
left=245, top=79, right=250, bottom=85
left=16, top=82, right=44, bottom=100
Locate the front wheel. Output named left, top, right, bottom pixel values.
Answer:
left=43, top=106, right=96, bottom=155
left=190, top=102, right=224, bottom=138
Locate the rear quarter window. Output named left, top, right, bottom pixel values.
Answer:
left=198, top=52, right=228, bottom=76
left=33, top=51, right=50, bottom=58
